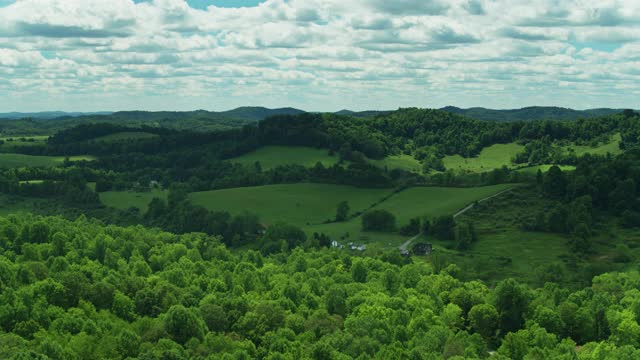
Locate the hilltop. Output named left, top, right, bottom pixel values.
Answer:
left=440, top=106, right=625, bottom=121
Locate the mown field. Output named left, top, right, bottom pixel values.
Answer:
left=0, top=153, right=95, bottom=168
left=515, top=164, right=576, bottom=174
left=0, top=135, right=48, bottom=149
left=369, top=154, right=422, bottom=172
left=304, top=184, right=515, bottom=250
left=189, top=183, right=394, bottom=225
left=443, top=143, right=524, bottom=172
left=561, top=133, right=623, bottom=156
left=230, top=146, right=339, bottom=170
left=444, top=135, right=622, bottom=174
left=102, top=183, right=514, bottom=251
left=99, top=189, right=168, bottom=212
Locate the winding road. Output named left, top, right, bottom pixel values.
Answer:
left=397, top=187, right=514, bottom=252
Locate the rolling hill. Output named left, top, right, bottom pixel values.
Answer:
left=440, top=106, right=624, bottom=121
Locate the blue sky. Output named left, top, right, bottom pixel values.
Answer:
left=0, top=0, right=638, bottom=112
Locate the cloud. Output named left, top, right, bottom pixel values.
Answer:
left=14, top=22, right=132, bottom=38
left=463, top=0, right=485, bottom=15
left=0, top=0, right=638, bottom=111
left=498, top=27, right=560, bottom=41
left=367, top=0, right=449, bottom=15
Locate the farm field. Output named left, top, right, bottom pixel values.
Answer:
left=90, top=131, right=158, bottom=142
left=230, top=146, right=339, bottom=170
left=0, top=135, right=48, bottom=149
left=369, top=154, right=422, bottom=172
left=0, top=153, right=95, bottom=168
left=561, top=133, right=623, bottom=156
left=516, top=164, right=576, bottom=174
left=189, top=183, right=394, bottom=226
left=99, top=189, right=168, bottom=212
left=304, top=184, right=515, bottom=250
left=443, top=135, right=621, bottom=174
left=443, top=143, right=524, bottom=172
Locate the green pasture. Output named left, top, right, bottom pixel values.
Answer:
left=443, top=143, right=524, bottom=172
left=189, top=183, right=394, bottom=226
left=369, top=154, right=422, bottom=172
left=303, top=184, right=514, bottom=249
left=99, top=189, right=168, bottom=212
left=0, top=153, right=95, bottom=168
left=0, top=135, right=48, bottom=149
left=561, top=133, right=623, bottom=156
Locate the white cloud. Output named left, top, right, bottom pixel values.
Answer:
left=0, top=0, right=638, bottom=111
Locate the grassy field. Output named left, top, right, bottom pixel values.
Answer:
left=230, top=146, right=339, bottom=170
left=190, top=183, right=394, bottom=226
left=304, top=184, right=515, bottom=249
left=187, top=182, right=514, bottom=252
left=369, top=154, right=422, bottom=172
left=443, top=143, right=524, bottom=172
left=561, top=133, right=623, bottom=156
left=440, top=186, right=640, bottom=285
left=91, top=132, right=158, bottom=143
left=99, top=189, right=168, bottom=212
left=0, top=154, right=95, bottom=168
left=516, top=164, right=576, bottom=174
left=18, top=180, right=44, bottom=184
left=427, top=230, right=569, bottom=285
left=443, top=135, right=621, bottom=174
left=0, top=135, right=48, bottom=149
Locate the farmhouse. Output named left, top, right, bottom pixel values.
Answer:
left=331, top=240, right=344, bottom=249
left=348, top=242, right=367, bottom=251
left=412, top=243, right=433, bottom=255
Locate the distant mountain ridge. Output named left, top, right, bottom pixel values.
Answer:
left=0, top=111, right=113, bottom=119
left=439, top=106, right=626, bottom=121
left=0, top=106, right=632, bottom=126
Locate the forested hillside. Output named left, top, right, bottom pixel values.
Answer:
left=1, top=214, right=640, bottom=359
left=440, top=106, right=624, bottom=122
left=0, top=107, right=307, bottom=135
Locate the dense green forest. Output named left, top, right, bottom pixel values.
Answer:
left=1, top=214, right=640, bottom=359
left=440, top=106, right=625, bottom=122
left=0, top=107, right=638, bottom=359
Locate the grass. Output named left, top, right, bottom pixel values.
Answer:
left=99, top=189, right=167, bottom=212
left=0, top=135, right=48, bottom=149
left=188, top=184, right=513, bottom=249
left=373, top=184, right=513, bottom=223
left=443, top=143, right=524, bottom=172
left=0, top=154, right=96, bottom=168
left=230, top=146, right=339, bottom=170
left=91, top=132, right=158, bottom=143
left=303, top=184, right=515, bottom=250
left=561, top=133, right=623, bottom=156
left=434, top=187, right=571, bottom=284
left=443, top=135, right=622, bottom=174
left=443, top=186, right=640, bottom=285
left=516, top=164, right=576, bottom=174
left=428, top=230, right=569, bottom=285
left=189, top=183, right=394, bottom=226
left=18, top=180, right=44, bottom=184
left=369, top=154, right=422, bottom=172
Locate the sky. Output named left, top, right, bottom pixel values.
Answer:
left=0, top=0, right=639, bottom=112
